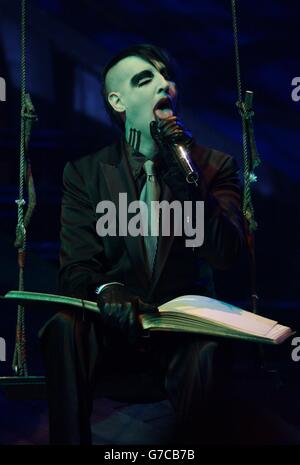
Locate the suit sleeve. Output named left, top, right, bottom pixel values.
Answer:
left=162, top=150, right=245, bottom=270
left=58, top=161, right=111, bottom=299
left=197, top=155, right=245, bottom=270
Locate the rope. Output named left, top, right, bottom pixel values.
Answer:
left=12, top=0, right=38, bottom=376
left=231, top=0, right=242, bottom=103
left=12, top=0, right=28, bottom=376
left=231, top=0, right=261, bottom=313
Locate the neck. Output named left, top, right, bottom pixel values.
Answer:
left=125, top=124, right=157, bottom=158
left=138, top=137, right=157, bottom=158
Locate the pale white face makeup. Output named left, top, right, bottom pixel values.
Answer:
left=105, top=55, right=177, bottom=154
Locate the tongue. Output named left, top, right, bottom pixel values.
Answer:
left=154, top=108, right=173, bottom=120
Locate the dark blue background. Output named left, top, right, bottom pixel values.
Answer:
left=0, top=0, right=299, bottom=374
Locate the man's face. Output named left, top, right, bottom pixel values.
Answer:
left=106, top=55, right=177, bottom=138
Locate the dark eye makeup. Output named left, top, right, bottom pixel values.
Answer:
left=138, top=78, right=153, bottom=87
left=130, top=68, right=175, bottom=87
left=131, top=70, right=154, bottom=87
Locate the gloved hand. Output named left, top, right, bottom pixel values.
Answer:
left=150, top=116, right=195, bottom=164
left=97, top=284, right=158, bottom=345
left=150, top=117, right=196, bottom=201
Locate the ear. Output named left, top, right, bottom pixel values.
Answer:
left=107, top=92, right=126, bottom=113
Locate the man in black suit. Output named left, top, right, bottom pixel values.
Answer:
left=39, top=44, right=245, bottom=444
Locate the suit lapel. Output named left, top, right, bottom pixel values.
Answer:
left=98, top=142, right=176, bottom=297
left=99, top=145, right=151, bottom=290
left=149, top=181, right=175, bottom=296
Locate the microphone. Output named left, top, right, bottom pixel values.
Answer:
left=168, top=142, right=199, bottom=186
left=150, top=117, right=199, bottom=186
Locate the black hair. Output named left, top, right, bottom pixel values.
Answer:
left=101, top=43, right=177, bottom=130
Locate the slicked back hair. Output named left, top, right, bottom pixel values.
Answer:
left=101, top=44, right=177, bottom=130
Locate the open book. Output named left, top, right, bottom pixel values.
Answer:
left=2, top=290, right=293, bottom=344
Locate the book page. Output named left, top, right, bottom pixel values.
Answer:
left=158, top=295, right=278, bottom=337
left=265, top=324, right=293, bottom=343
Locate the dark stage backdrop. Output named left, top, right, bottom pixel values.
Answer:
left=0, top=0, right=299, bottom=374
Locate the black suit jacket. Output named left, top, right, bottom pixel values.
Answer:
left=58, top=138, right=244, bottom=305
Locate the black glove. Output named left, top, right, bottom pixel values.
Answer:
left=97, top=284, right=158, bottom=345
left=150, top=117, right=196, bottom=201
left=150, top=116, right=195, bottom=165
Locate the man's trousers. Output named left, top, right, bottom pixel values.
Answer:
left=39, top=308, right=228, bottom=445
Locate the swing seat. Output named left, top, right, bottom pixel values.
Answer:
left=0, top=376, right=47, bottom=400
left=0, top=371, right=166, bottom=403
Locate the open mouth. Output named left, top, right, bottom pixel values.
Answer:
left=153, top=97, right=174, bottom=120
